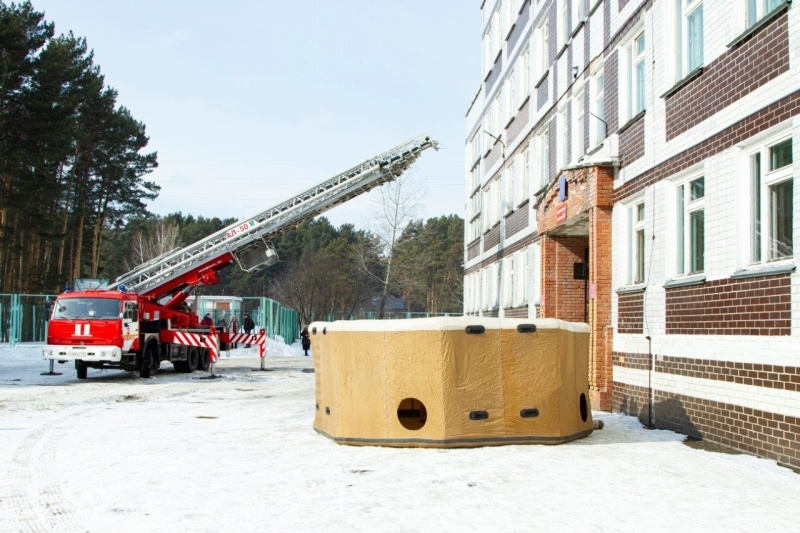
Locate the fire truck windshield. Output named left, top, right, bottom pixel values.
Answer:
left=52, top=297, right=122, bottom=320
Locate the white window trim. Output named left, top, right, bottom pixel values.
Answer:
left=619, top=27, right=646, bottom=125
left=627, top=197, right=647, bottom=285
left=742, top=132, right=795, bottom=266
left=573, top=88, right=586, bottom=161
left=677, top=0, right=704, bottom=77
left=590, top=68, right=605, bottom=148
left=672, top=174, right=706, bottom=276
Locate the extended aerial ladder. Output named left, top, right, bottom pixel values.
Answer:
left=109, top=135, right=438, bottom=304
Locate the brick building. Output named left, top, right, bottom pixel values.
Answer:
left=464, top=0, right=799, bottom=467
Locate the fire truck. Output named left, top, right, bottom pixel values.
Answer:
left=42, top=136, right=438, bottom=379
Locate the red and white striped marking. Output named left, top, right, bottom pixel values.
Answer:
left=171, top=331, right=219, bottom=363
left=227, top=332, right=267, bottom=358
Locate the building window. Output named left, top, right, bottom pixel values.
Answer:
left=560, top=0, right=570, bottom=48
left=505, top=256, right=515, bottom=308
left=624, top=31, right=646, bottom=121
left=538, top=127, right=550, bottom=188
left=534, top=18, right=549, bottom=80
left=491, top=262, right=500, bottom=309
left=503, top=166, right=513, bottom=214
left=677, top=0, right=703, bottom=76
left=750, top=137, right=794, bottom=262
left=590, top=70, right=605, bottom=147
left=483, top=187, right=492, bottom=232
left=509, top=159, right=519, bottom=208
left=747, top=0, right=783, bottom=27
left=630, top=201, right=646, bottom=283
left=676, top=176, right=705, bottom=275
left=520, top=249, right=529, bottom=305
left=558, top=107, right=569, bottom=169
left=572, top=0, right=584, bottom=28
left=574, top=90, right=585, bottom=160
left=522, top=44, right=530, bottom=100
left=508, top=67, right=517, bottom=117
left=482, top=267, right=490, bottom=310
left=521, top=144, right=530, bottom=203
left=494, top=92, right=503, bottom=136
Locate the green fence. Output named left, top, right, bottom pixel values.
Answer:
left=0, top=293, right=57, bottom=346
left=0, top=293, right=300, bottom=347
left=203, top=297, right=299, bottom=346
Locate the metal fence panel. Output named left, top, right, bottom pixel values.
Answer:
left=0, top=293, right=57, bottom=346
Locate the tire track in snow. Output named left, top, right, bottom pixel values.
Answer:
left=7, top=415, right=85, bottom=531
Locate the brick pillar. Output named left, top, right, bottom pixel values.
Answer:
left=589, top=205, right=613, bottom=411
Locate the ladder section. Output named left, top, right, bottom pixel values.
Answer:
left=109, top=135, right=438, bottom=297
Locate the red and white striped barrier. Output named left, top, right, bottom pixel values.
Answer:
left=227, top=332, right=267, bottom=358
left=172, top=331, right=219, bottom=363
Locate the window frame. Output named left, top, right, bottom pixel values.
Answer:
left=677, top=0, right=704, bottom=77
left=590, top=69, right=605, bottom=148
left=537, top=126, right=550, bottom=189
left=746, top=0, right=784, bottom=28
left=747, top=135, right=795, bottom=264
left=573, top=88, right=586, bottom=161
left=622, top=30, right=646, bottom=122
left=629, top=200, right=647, bottom=284
left=675, top=175, right=706, bottom=276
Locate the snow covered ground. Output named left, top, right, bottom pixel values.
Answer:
left=1, top=340, right=798, bottom=532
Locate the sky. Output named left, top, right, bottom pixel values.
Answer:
left=2, top=342, right=800, bottom=531
left=29, top=1, right=480, bottom=230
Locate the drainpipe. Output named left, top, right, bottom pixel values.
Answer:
left=646, top=334, right=654, bottom=428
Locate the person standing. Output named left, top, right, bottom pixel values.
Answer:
left=201, top=313, right=213, bottom=327
left=243, top=313, right=255, bottom=347
left=301, top=325, right=311, bottom=356
left=230, top=315, right=239, bottom=349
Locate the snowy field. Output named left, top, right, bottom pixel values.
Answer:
left=1, top=341, right=799, bottom=532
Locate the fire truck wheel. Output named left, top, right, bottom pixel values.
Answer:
left=76, top=361, right=87, bottom=380
left=199, top=349, right=210, bottom=371
left=140, top=346, right=153, bottom=379
left=186, top=347, right=199, bottom=373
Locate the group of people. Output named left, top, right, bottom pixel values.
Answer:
left=200, top=312, right=256, bottom=348
left=196, top=307, right=311, bottom=356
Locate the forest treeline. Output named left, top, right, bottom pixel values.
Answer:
left=0, top=2, right=158, bottom=293
left=117, top=214, right=464, bottom=323
left=0, top=2, right=464, bottom=317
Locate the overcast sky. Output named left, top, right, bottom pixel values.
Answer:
left=31, top=1, right=480, bottom=229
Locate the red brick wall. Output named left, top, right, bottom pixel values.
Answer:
left=665, top=274, right=791, bottom=335
left=504, top=305, right=529, bottom=318
left=467, top=239, right=480, bottom=261
left=619, top=113, right=645, bottom=168
left=665, top=12, right=789, bottom=141
left=613, top=381, right=651, bottom=425
left=484, top=224, right=501, bottom=251
left=507, top=97, right=530, bottom=145
left=655, top=392, right=799, bottom=468
left=614, top=354, right=800, bottom=468
left=655, top=356, right=800, bottom=392
left=541, top=235, right=588, bottom=323
left=616, top=89, right=800, bottom=202
left=505, top=204, right=529, bottom=238
left=618, top=291, right=644, bottom=333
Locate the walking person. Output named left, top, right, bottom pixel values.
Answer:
left=230, top=315, right=239, bottom=349
left=301, top=325, right=311, bottom=356
left=243, top=313, right=255, bottom=348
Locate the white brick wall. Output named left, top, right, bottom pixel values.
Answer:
left=615, top=366, right=800, bottom=418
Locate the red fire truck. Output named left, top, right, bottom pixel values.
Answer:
left=42, top=136, right=437, bottom=379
